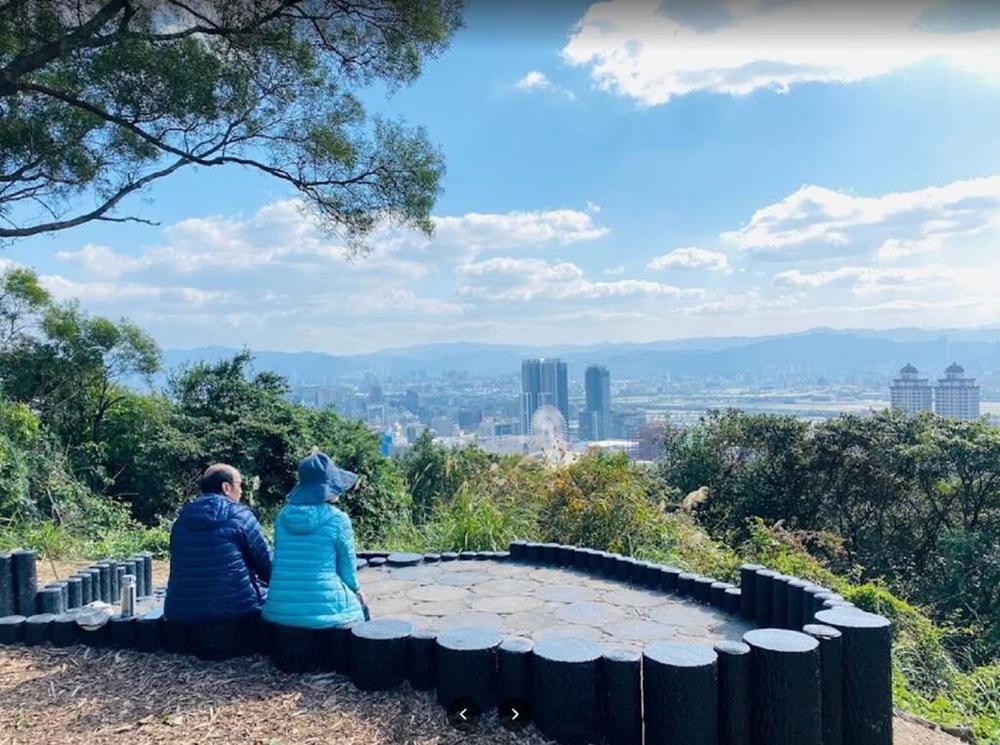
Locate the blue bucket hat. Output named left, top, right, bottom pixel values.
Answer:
left=287, top=451, right=359, bottom=505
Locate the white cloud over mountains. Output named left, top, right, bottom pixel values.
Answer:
left=25, top=169, right=1000, bottom=350
left=721, top=176, right=1000, bottom=259
left=457, top=256, right=701, bottom=302
left=563, top=0, right=1000, bottom=106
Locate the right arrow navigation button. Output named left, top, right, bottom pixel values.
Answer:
left=499, top=698, right=532, bottom=731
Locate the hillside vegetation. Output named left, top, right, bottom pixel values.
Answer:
left=0, top=267, right=996, bottom=743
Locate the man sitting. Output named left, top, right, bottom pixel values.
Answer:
left=165, top=464, right=272, bottom=625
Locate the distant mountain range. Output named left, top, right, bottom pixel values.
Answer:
left=159, top=326, right=1000, bottom=385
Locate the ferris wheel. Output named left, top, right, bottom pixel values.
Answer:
left=530, top=405, right=568, bottom=464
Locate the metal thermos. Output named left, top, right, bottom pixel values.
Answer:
left=120, top=574, right=137, bottom=617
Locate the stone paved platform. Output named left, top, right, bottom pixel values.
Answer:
left=361, top=560, right=752, bottom=652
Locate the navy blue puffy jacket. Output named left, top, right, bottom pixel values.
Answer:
left=165, top=493, right=272, bottom=623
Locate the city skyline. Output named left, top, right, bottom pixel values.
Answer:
left=2, top=1, right=999, bottom=352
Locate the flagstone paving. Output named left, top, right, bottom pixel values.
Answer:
left=361, top=560, right=754, bottom=653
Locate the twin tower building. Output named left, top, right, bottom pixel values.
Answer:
left=890, top=362, right=981, bottom=420
left=520, top=359, right=612, bottom=441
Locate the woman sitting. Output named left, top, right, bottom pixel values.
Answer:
left=262, top=451, right=366, bottom=628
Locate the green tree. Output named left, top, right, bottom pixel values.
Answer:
left=1, top=301, right=161, bottom=451
left=169, top=351, right=308, bottom=510
left=0, top=267, right=51, bottom=346
left=0, top=0, right=462, bottom=245
left=398, top=429, right=498, bottom=522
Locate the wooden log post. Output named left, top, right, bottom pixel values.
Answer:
left=786, top=579, right=810, bottom=630
left=134, top=554, right=151, bottom=597
left=51, top=611, right=80, bottom=647
left=0, top=553, right=13, bottom=617
left=541, top=544, right=560, bottom=564
left=24, top=613, right=55, bottom=646
left=498, top=636, right=533, bottom=710
left=0, top=615, right=26, bottom=645
left=770, top=575, right=790, bottom=629
left=269, top=623, right=320, bottom=673
left=814, top=608, right=892, bottom=745
left=65, top=576, right=82, bottom=610
left=532, top=637, right=602, bottom=744
left=137, top=608, right=164, bottom=653
left=407, top=627, right=438, bottom=691
left=643, top=642, right=718, bottom=745
left=754, top=569, right=778, bottom=627
left=555, top=545, right=574, bottom=567
left=350, top=619, right=413, bottom=691
left=128, top=558, right=146, bottom=598
left=80, top=617, right=111, bottom=648
left=508, top=540, right=529, bottom=561
left=712, top=582, right=734, bottom=610
left=739, top=563, right=765, bottom=619
left=695, top=576, right=716, bottom=604
left=602, top=647, right=642, bottom=745
left=387, top=552, right=423, bottom=567
left=574, top=547, right=595, bottom=571
left=36, top=586, right=63, bottom=615
left=109, top=616, right=137, bottom=649
left=436, top=627, right=502, bottom=712
left=804, top=624, right=844, bottom=745
left=194, top=618, right=245, bottom=661
left=82, top=569, right=102, bottom=605
left=677, top=572, right=698, bottom=598
left=725, top=588, right=743, bottom=615
left=94, top=563, right=113, bottom=604
left=743, top=628, right=822, bottom=745
left=12, top=549, right=37, bottom=617
left=660, top=566, right=681, bottom=593
left=715, top=640, right=752, bottom=745
left=440, top=551, right=459, bottom=562
left=802, top=586, right=829, bottom=626
left=423, top=552, right=441, bottom=563
left=73, top=573, right=92, bottom=605
left=331, top=622, right=357, bottom=675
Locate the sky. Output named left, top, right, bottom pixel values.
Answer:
left=5, top=0, right=1000, bottom=353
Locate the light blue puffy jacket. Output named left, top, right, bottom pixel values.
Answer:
left=261, top=502, right=364, bottom=629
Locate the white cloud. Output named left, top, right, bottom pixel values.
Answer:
left=773, top=265, right=956, bottom=294
left=680, top=288, right=801, bottom=315
left=457, top=256, right=700, bottom=302
left=603, top=265, right=625, bottom=275
left=515, top=71, right=575, bottom=99
left=648, top=247, right=730, bottom=271
left=721, top=176, right=1000, bottom=258
left=586, top=201, right=602, bottom=214
left=41, top=274, right=230, bottom=307
left=431, top=209, right=609, bottom=252
left=563, top=0, right=1000, bottom=106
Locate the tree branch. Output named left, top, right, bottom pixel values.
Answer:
left=0, top=0, right=130, bottom=96
left=0, top=156, right=189, bottom=238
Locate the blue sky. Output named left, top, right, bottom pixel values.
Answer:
left=5, top=0, right=1000, bottom=353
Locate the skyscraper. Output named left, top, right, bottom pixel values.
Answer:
left=581, top=365, right=612, bottom=441
left=520, top=358, right=568, bottom=433
left=934, top=362, right=980, bottom=420
left=889, top=363, right=932, bottom=415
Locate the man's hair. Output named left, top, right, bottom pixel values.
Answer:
left=200, top=464, right=238, bottom=494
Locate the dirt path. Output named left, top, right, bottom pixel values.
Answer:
left=0, top=647, right=964, bottom=745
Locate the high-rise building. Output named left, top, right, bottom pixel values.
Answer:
left=934, top=362, right=980, bottom=420
left=581, top=365, right=612, bottom=441
left=889, top=363, right=932, bottom=415
left=520, top=358, right=568, bottom=433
